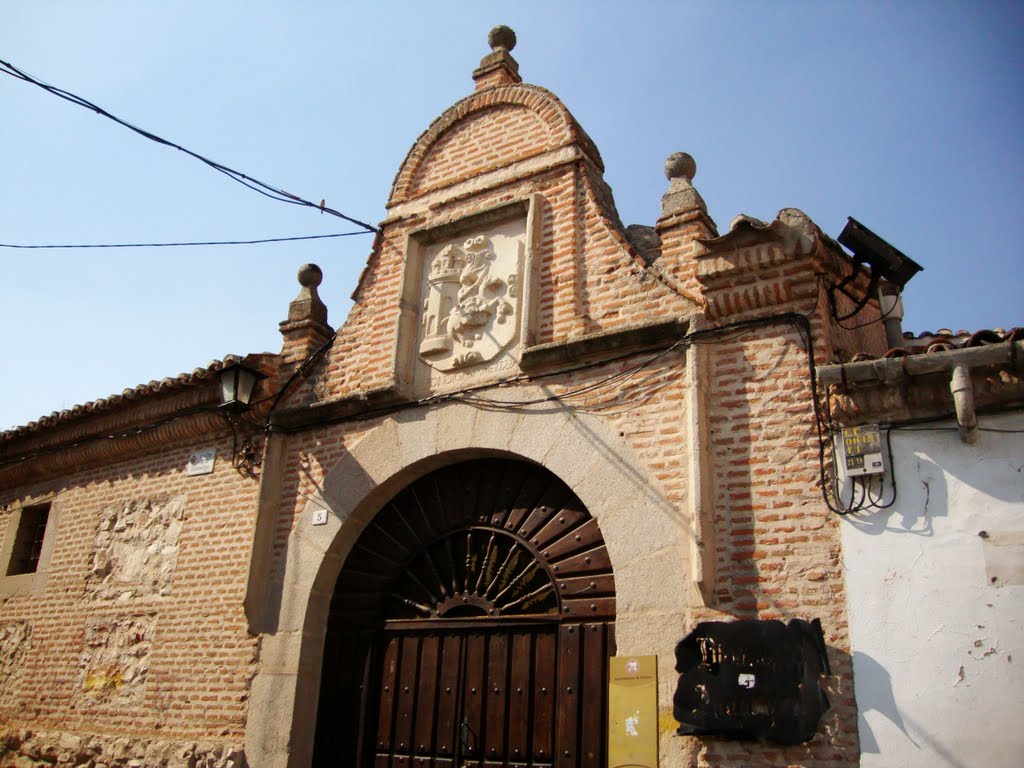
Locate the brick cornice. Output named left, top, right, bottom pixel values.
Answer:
left=521, top=316, right=690, bottom=370
left=655, top=208, right=718, bottom=237
left=0, top=354, right=280, bottom=487
left=694, top=209, right=875, bottom=323
left=697, top=242, right=821, bottom=321
left=0, top=389, right=228, bottom=487
left=696, top=213, right=816, bottom=284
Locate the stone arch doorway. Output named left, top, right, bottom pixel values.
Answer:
left=312, top=457, right=617, bottom=767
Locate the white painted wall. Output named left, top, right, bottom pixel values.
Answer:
left=841, top=411, right=1024, bottom=768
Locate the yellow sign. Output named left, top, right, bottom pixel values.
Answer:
left=608, top=655, right=658, bottom=768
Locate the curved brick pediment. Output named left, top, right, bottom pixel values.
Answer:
left=388, top=83, right=603, bottom=206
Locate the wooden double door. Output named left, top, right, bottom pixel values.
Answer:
left=313, top=459, right=617, bottom=768
left=370, top=621, right=613, bottom=767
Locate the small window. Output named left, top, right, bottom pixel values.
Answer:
left=6, top=503, right=51, bottom=576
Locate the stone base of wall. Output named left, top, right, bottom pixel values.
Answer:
left=0, top=730, right=244, bottom=768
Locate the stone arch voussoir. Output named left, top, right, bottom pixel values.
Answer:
left=246, top=397, right=689, bottom=768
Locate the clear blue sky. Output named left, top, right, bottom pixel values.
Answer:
left=2, top=2, right=1022, bottom=431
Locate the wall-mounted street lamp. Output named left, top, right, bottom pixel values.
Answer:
left=215, top=360, right=268, bottom=478
left=837, top=217, right=922, bottom=289
left=217, top=360, right=267, bottom=414
left=831, top=217, right=924, bottom=325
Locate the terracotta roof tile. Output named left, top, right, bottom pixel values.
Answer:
left=869, top=327, right=1022, bottom=361
left=1, top=353, right=275, bottom=443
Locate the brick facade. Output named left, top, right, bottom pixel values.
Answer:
left=0, top=27, right=898, bottom=768
left=1, top=425, right=259, bottom=765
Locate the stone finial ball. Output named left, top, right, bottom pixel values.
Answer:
left=488, top=25, right=517, bottom=52
left=664, top=152, right=697, bottom=182
left=297, top=263, right=323, bottom=288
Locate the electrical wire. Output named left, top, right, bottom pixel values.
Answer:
left=7, top=296, right=1013, bottom=514
left=255, top=309, right=866, bottom=521
left=8, top=60, right=997, bottom=513
left=736, top=309, right=880, bottom=517
left=871, top=427, right=898, bottom=509
left=0, top=231, right=371, bottom=249
left=818, top=265, right=904, bottom=333
left=835, top=294, right=901, bottom=331
left=0, top=307, right=883, bottom=519
left=444, top=319, right=777, bottom=414
left=840, top=475, right=867, bottom=512
left=456, top=342, right=686, bottom=409
left=0, top=57, right=378, bottom=233
left=258, top=330, right=340, bottom=420
left=262, top=312, right=822, bottom=433
left=834, top=426, right=898, bottom=515
left=822, top=404, right=1024, bottom=518
left=830, top=280, right=903, bottom=331
left=0, top=330, right=679, bottom=471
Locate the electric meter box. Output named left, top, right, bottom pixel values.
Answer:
left=838, top=425, right=884, bottom=477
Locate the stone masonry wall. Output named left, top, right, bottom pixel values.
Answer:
left=0, top=728, right=243, bottom=768
left=0, top=431, right=259, bottom=762
left=75, top=614, right=155, bottom=711
left=86, top=495, right=186, bottom=602
left=0, top=622, right=30, bottom=705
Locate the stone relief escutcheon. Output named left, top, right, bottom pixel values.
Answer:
left=418, top=232, right=523, bottom=373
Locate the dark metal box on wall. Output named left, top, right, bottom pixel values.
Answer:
left=672, top=618, right=831, bottom=745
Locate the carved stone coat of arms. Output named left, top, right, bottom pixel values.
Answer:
left=418, top=233, right=523, bottom=373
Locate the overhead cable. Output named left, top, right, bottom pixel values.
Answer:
left=267, top=313, right=817, bottom=431
left=0, top=231, right=371, bottom=250
left=0, top=58, right=378, bottom=233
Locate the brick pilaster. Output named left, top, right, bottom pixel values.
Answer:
left=655, top=152, right=718, bottom=301
left=278, top=263, right=333, bottom=366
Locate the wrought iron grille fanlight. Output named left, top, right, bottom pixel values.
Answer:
left=329, top=458, right=616, bottom=627
left=390, top=526, right=559, bottom=619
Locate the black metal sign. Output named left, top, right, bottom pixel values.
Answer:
left=673, top=618, right=831, bottom=744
